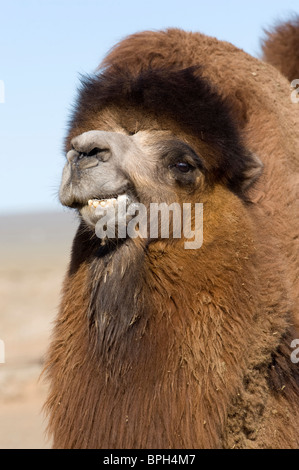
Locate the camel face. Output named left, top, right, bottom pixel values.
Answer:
left=59, top=129, right=206, bottom=234
left=58, top=67, right=264, bottom=242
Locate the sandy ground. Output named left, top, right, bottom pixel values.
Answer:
left=0, top=210, right=79, bottom=449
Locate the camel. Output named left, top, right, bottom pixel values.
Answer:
left=44, top=19, right=299, bottom=448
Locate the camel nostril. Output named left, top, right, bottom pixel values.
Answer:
left=86, top=147, right=111, bottom=161
left=87, top=147, right=106, bottom=157
left=70, top=148, right=110, bottom=162
left=67, top=148, right=109, bottom=164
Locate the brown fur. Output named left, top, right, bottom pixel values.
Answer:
left=261, top=16, right=299, bottom=81
left=44, top=26, right=299, bottom=448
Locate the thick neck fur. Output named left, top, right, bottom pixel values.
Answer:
left=72, top=238, right=255, bottom=448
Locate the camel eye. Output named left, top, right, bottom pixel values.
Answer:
left=174, top=162, right=193, bottom=173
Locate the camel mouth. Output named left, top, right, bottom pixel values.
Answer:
left=79, top=192, right=138, bottom=230
left=83, top=193, right=136, bottom=212
left=86, top=194, right=127, bottom=209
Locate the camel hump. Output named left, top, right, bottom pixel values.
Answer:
left=261, top=16, right=299, bottom=81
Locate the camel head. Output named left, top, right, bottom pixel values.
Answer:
left=59, top=67, right=262, bottom=247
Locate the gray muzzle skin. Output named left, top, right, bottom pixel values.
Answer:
left=59, top=130, right=142, bottom=209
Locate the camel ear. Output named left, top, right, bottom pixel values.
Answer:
left=241, top=152, right=264, bottom=192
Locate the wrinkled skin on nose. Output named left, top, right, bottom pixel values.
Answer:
left=59, top=130, right=141, bottom=208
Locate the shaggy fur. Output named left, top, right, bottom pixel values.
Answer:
left=261, top=16, right=299, bottom=81
left=44, top=24, right=299, bottom=449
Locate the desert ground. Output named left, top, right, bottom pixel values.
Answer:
left=0, top=210, right=79, bottom=448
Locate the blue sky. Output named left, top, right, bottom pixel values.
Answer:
left=1, top=0, right=298, bottom=214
